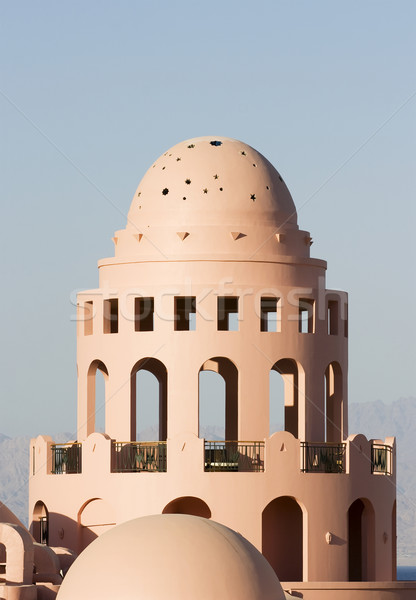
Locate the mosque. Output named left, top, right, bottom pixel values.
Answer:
left=1, top=137, right=415, bottom=598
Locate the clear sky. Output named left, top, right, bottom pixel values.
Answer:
left=0, top=1, right=415, bottom=436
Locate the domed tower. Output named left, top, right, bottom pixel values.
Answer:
left=30, top=137, right=397, bottom=586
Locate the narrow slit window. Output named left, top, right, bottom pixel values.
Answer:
left=174, top=296, right=196, bottom=331
left=135, top=297, right=154, bottom=332
left=299, top=298, right=314, bottom=333
left=343, top=302, right=348, bottom=338
left=327, top=300, right=339, bottom=335
left=84, top=301, right=93, bottom=336
left=103, top=299, right=118, bottom=334
left=261, top=297, right=281, bottom=332
left=218, top=296, right=239, bottom=331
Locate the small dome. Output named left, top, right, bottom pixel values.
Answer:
left=127, top=136, right=297, bottom=230
left=57, top=514, right=285, bottom=600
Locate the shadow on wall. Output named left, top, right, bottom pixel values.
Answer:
left=31, top=511, right=98, bottom=556
left=163, top=496, right=211, bottom=519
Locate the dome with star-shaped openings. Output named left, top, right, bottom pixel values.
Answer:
left=109, top=137, right=313, bottom=262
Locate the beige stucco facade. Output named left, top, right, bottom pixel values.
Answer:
left=28, top=137, right=414, bottom=598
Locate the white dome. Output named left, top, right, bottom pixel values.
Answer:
left=57, top=514, right=285, bottom=600
left=127, top=136, right=297, bottom=230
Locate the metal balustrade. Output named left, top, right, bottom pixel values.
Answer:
left=371, top=443, right=392, bottom=475
left=111, top=441, right=167, bottom=473
left=204, top=441, right=264, bottom=472
left=51, top=443, right=82, bottom=474
left=301, top=442, right=346, bottom=473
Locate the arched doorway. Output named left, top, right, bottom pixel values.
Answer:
left=198, top=357, right=238, bottom=440
left=87, top=360, right=108, bottom=435
left=262, top=496, right=303, bottom=581
left=324, top=362, right=343, bottom=442
left=348, top=498, right=375, bottom=581
left=32, top=501, right=49, bottom=545
left=131, top=358, right=167, bottom=441
left=163, top=497, right=211, bottom=519
left=270, top=359, right=300, bottom=438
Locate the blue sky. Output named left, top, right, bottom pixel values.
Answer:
left=1, top=1, right=415, bottom=436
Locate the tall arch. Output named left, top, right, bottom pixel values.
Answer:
left=348, top=498, right=375, bottom=581
left=87, top=360, right=108, bottom=435
left=262, top=496, right=303, bottom=581
left=270, top=359, right=300, bottom=438
left=131, top=358, right=167, bottom=441
left=325, top=361, right=343, bottom=442
left=162, top=497, right=211, bottom=519
left=32, top=501, right=49, bottom=545
left=199, top=357, right=238, bottom=440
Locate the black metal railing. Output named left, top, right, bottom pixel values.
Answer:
left=111, top=441, right=167, bottom=473
left=301, top=442, right=346, bottom=473
left=204, top=441, right=264, bottom=472
left=51, top=443, right=82, bottom=474
left=371, top=443, right=392, bottom=475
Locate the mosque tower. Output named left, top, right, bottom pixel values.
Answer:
left=29, top=137, right=397, bottom=585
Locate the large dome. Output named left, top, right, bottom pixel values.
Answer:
left=127, top=136, right=297, bottom=229
left=107, top=136, right=313, bottom=262
left=56, top=514, right=285, bottom=600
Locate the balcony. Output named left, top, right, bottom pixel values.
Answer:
left=301, top=442, right=346, bottom=473
left=51, top=443, right=82, bottom=474
left=371, top=443, right=392, bottom=475
left=204, top=441, right=265, bottom=472
left=111, top=441, right=167, bottom=473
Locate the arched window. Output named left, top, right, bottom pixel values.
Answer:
left=130, top=358, right=167, bottom=441
left=325, top=362, right=343, bottom=442
left=32, top=501, right=49, bottom=545
left=348, top=498, right=375, bottom=581
left=87, top=360, right=108, bottom=435
left=198, top=357, right=238, bottom=440
left=262, top=496, right=303, bottom=581
left=163, top=497, right=211, bottom=519
left=270, top=359, right=299, bottom=438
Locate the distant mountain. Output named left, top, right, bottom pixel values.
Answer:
left=0, top=399, right=415, bottom=562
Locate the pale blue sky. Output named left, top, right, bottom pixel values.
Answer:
left=1, top=1, right=415, bottom=436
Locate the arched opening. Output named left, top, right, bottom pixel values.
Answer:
left=262, top=496, right=303, bottom=581
left=87, top=360, right=108, bottom=435
left=348, top=498, right=375, bottom=581
left=269, top=369, right=284, bottom=435
left=270, top=359, right=299, bottom=438
left=325, top=362, right=343, bottom=442
left=131, top=358, right=167, bottom=441
left=392, top=500, right=397, bottom=581
left=32, top=501, right=49, bottom=545
left=78, top=498, right=116, bottom=551
left=163, top=496, right=211, bottom=519
left=199, top=357, right=238, bottom=440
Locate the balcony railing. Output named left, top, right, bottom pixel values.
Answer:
left=204, top=441, right=264, bottom=472
left=51, top=443, right=82, bottom=474
left=111, top=441, right=167, bottom=473
left=371, top=443, right=392, bottom=475
left=301, top=442, right=346, bottom=473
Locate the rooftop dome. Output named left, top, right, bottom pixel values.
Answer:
left=57, top=514, right=285, bottom=600
left=127, top=136, right=297, bottom=230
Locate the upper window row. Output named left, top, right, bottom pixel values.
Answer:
left=82, top=296, right=348, bottom=337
